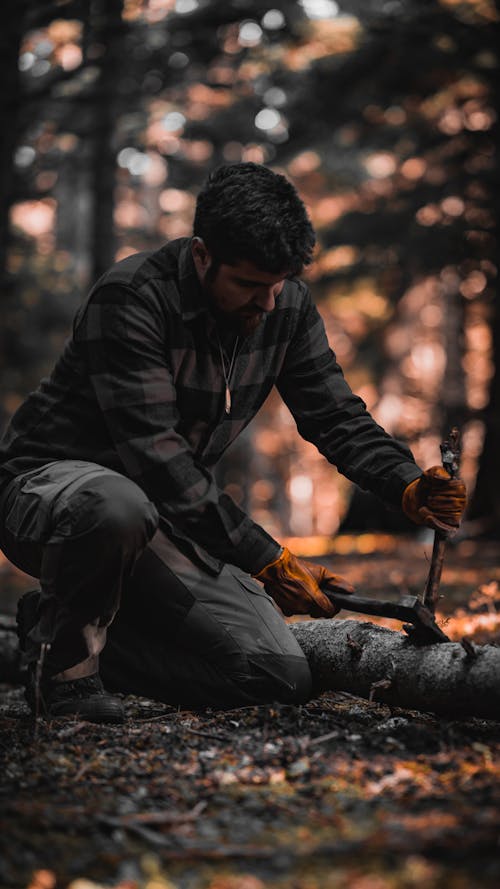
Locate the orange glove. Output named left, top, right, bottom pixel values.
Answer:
left=254, top=546, right=355, bottom=618
left=402, top=466, right=466, bottom=533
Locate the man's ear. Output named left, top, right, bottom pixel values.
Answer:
left=191, top=237, right=212, bottom=281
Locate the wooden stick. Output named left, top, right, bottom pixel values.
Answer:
left=422, top=428, right=461, bottom=614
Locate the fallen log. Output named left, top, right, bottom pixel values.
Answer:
left=291, top=618, right=500, bottom=721
left=1, top=615, right=499, bottom=721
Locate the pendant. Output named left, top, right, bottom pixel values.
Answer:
left=225, top=385, right=231, bottom=414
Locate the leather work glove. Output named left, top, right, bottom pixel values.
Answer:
left=402, top=466, right=466, bottom=533
left=254, top=546, right=355, bottom=618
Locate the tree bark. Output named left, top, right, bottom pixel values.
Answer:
left=0, top=0, right=25, bottom=282
left=88, top=0, right=124, bottom=282
left=290, top=619, right=500, bottom=721
left=465, top=9, right=500, bottom=534
left=468, top=299, right=500, bottom=535
left=1, top=616, right=499, bottom=721
left=0, top=618, right=22, bottom=684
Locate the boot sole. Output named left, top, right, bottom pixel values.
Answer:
left=49, top=697, right=125, bottom=723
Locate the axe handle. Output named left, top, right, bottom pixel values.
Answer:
left=324, top=591, right=449, bottom=643
left=422, top=427, right=460, bottom=614
left=325, top=592, right=415, bottom=623
left=423, top=532, right=447, bottom=614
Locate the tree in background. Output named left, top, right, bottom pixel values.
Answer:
left=1, top=0, right=498, bottom=538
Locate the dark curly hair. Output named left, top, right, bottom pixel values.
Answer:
left=193, top=162, right=316, bottom=276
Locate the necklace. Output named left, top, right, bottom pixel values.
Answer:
left=216, top=332, right=239, bottom=415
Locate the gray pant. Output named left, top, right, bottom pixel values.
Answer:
left=0, top=460, right=312, bottom=707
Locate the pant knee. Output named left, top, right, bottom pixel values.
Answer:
left=240, top=651, right=313, bottom=705
left=271, top=654, right=313, bottom=704
left=100, top=479, right=157, bottom=536
left=67, top=475, right=158, bottom=546
left=288, top=655, right=313, bottom=703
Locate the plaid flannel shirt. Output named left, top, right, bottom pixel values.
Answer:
left=0, top=238, right=422, bottom=574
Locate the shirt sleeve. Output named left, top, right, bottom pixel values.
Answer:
left=74, top=283, right=280, bottom=573
left=277, top=284, right=423, bottom=507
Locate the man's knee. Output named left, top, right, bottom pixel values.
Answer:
left=271, top=653, right=313, bottom=704
left=242, top=650, right=313, bottom=705
left=67, top=474, right=158, bottom=546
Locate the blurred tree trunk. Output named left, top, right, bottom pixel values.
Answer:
left=441, top=283, right=467, bottom=434
left=466, top=11, right=500, bottom=536
left=89, top=0, right=124, bottom=282
left=0, top=0, right=25, bottom=283
left=467, top=301, right=500, bottom=535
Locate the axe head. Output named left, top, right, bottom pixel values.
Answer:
left=323, top=591, right=451, bottom=644
left=399, top=596, right=450, bottom=644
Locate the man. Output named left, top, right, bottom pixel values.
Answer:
left=0, top=163, right=465, bottom=722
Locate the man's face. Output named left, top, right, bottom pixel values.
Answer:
left=192, top=239, right=288, bottom=335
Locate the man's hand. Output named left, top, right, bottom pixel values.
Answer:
left=402, top=466, right=466, bottom=533
left=254, top=546, right=355, bottom=618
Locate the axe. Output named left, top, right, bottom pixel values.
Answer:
left=322, top=589, right=450, bottom=645
left=321, top=433, right=464, bottom=644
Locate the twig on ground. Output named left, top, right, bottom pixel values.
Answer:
left=34, top=642, right=50, bottom=736
left=307, top=729, right=340, bottom=747
left=369, top=677, right=393, bottom=703
left=182, top=726, right=230, bottom=742
left=97, top=801, right=208, bottom=846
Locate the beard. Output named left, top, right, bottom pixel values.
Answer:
left=203, top=270, right=265, bottom=335
left=211, top=306, right=264, bottom=336
left=204, top=282, right=266, bottom=336
left=235, top=309, right=265, bottom=335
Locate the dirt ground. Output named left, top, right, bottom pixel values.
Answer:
left=0, top=535, right=499, bottom=889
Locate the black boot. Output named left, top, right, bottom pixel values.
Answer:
left=33, top=672, right=125, bottom=722
left=16, top=590, right=125, bottom=724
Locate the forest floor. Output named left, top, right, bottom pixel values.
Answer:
left=0, top=534, right=499, bottom=889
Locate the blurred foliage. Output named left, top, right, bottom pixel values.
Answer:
left=0, top=0, right=498, bottom=535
